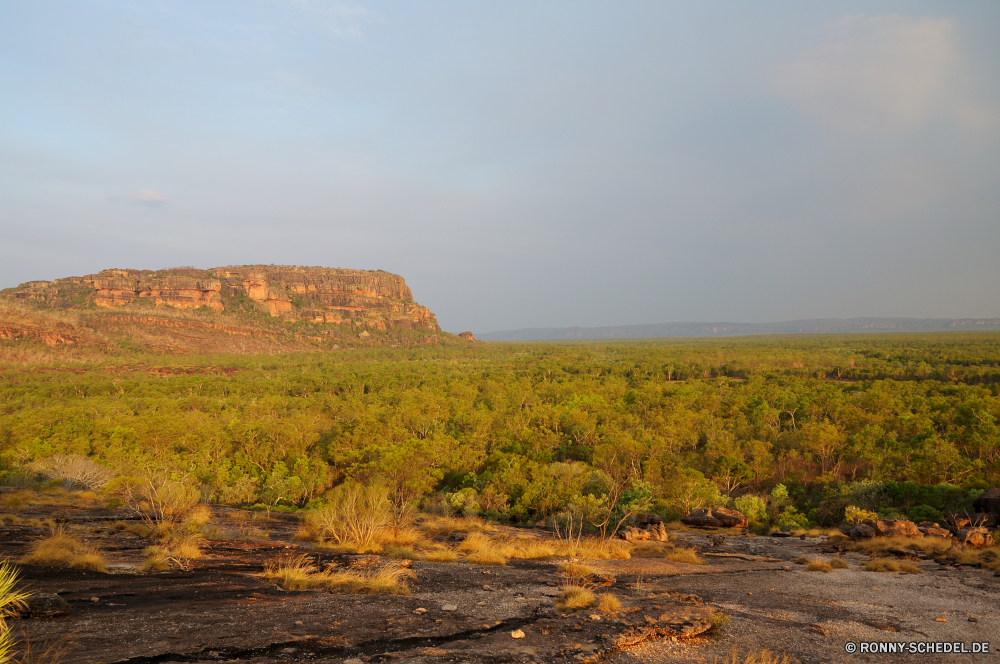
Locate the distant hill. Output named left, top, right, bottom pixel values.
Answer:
left=478, top=318, right=1000, bottom=341
left=0, top=265, right=456, bottom=360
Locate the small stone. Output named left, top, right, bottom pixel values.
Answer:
left=782, top=566, right=792, bottom=571
left=20, top=593, right=71, bottom=618
left=482, top=584, right=492, bottom=591
left=442, top=604, right=458, bottom=612
left=91, top=597, right=99, bottom=602
left=413, top=608, right=427, bottom=614
left=477, top=601, right=486, bottom=606
left=747, top=592, right=752, bottom=595
left=589, top=614, right=601, bottom=621
left=510, top=629, right=525, bottom=639
left=281, top=648, right=297, bottom=654
left=294, top=620, right=303, bottom=626
left=969, top=616, right=978, bottom=622
left=935, top=617, right=947, bottom=623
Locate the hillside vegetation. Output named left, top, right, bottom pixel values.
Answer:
left=1, top=333, right=998, bottom=529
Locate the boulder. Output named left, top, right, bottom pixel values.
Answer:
left=871, top=519, right=922, bottom=538
left=711, top=507, right=748, bottom=529
left=18, top=593, right=71, bottom=618
left=681, top=509, right=724, bottom=528
left=619, top=527, right=652, bottom=543
left=973, top=488, right=1000, bottom=515
left=956, top=527, right=991, bottom=548
left=917, top=522, right=952, bottom=539
left=649, top=522, right=669, bottom=543
left=636, top=513, right=664, bottom=527
left=849, top=524, right=876, bottom=539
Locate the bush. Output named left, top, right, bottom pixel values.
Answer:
left=596, top=592, right=621, bottom=612
left=307, top=483, right=392, bottom=551
left=556, top=584, right=595, bottom=610
left=0, top=561, right=29, bottom=664
left=30, top=455, right=116, bottom=491
left=907, top=505, right=945, bottom=524
left=734, top=495, right=768, bottom=525
left=806, top=561, right=832, bottom=573
left=774, top=506, right=809, bottom=530
left=830, top=558, right=850, bottom=569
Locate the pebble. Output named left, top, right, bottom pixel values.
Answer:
left=442, top=604, right=458, bottom=612
left=413, top=608, right=427, bottom=614
left=969, top=616, right=978, bottom=622
left=294, top=620, right=303, bottom=626
left=510, top=629, right=525, bottom=639
left=91, top=597, right=100, bottom=602
left=935, top=617, right=947, bottom=623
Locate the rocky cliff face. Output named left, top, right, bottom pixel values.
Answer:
left=4, top=265, right=439, bottom=332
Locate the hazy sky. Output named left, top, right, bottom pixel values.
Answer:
left=2, top=2, right=998, bottom=333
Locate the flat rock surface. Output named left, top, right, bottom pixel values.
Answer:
left=3, top=508, right=998, bottom=663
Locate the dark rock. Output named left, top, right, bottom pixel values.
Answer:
left=681, top=509, right=723, bottom=528
left=972, top=488, right=1000, bottom=515
left=636, top=513, right=664, bottom=526
left=849, top=524, right=876, bottom=539
left=20, top=593, right=71, bottom=618
left=711, top=535, right=726, bottom=547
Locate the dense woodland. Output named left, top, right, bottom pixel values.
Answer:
left=2, top=333, right=999, bottom=530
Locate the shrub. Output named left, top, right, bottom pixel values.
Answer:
left=844, top=505, right=879, bottom=525
left=806, top=561, right=832, bottom=573
left=20, top=529, right=106, bottom=572
left=830, top=558, right=850, bottom=569
left=556, top=584, right=595, bottom=610
left=794, top=556, right=810, bottom=565
left=709, top=612, right=731, bottom=632
left=30, top=455, right=115, bottom=491
left=307, top=483, right=392, bottom=551
left=733, top=495, right=768, bottom=525
left=907, top=504, right=945, bottom=524
left=774, top=506, right=809, bottom=530
left=596, top=592, right=621, bottom=613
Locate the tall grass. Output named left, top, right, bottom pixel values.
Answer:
left=262, top=555, right=414, bottom=595
left=20, top=528, right=106, bottom=572
left=0, top=562, right=30, bottom=664
left=307, top=484, right=392, bottom=551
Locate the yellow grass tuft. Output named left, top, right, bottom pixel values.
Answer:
left=262, top=554, right=415, bottom=595
left=419, top=516, right=496, bottom=537
left=596, top=592, right=621, bottom=613
left=496, top=537, right=556, bottom=560
left=830, top=558, right=850, bottom=569
left=666, top=548, right=706, bottom=565
left=424, top=549, right=459, bottom=563
left=558, top=562, right=598, bottom=578
left=459, top=532, right=508, bottom=566
left=794, top=556, right=810, bottom=565
left=549, top=537, right=630, bottom=560
left=711, top=648, right=794, bottom=664
left=864, top=559, right=923, bottom=574
left=20, top=530, right=106, bottom=572
left=556, top=584, right=596, bottom=610
left=806, top=561, right=832, bottom=573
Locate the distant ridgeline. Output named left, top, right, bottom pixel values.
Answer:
left=0, top=265, right=452, bottom=356
left=479, top=318, right=1000, bottom=341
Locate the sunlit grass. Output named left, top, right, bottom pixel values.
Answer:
left=20, top=528, right=106, bottom=572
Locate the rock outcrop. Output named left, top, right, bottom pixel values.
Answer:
left=3, top=265, right=440, bottom=332
left=847, top=518, right=922, bottom=540
left=680, top=507, right=748, bottom=529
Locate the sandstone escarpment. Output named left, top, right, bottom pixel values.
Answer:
left=4, top=265, right=440, bottom=333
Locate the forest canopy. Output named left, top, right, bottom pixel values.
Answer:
left=1, top=333, right=998, bottom=529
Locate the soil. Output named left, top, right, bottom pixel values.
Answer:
left=3, top=505, right=998, bottom=664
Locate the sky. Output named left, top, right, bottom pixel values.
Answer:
left=2, top=1, right=999, bottom=334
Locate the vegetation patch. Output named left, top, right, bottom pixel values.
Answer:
left=20, top=528, right=106, bottom=572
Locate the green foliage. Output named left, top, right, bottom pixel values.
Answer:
left=774, top=506, right=810, bottom=530
left=907, top=504, right=945, bottom=524
left=844, top=505, right=879, bottom=524
left=733, top=494, right=768, bottom=525
left=1, top=334, right=999, bottom=526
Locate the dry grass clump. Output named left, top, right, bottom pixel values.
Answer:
left=794, top=556, right=810, bottom=565
left=790, top=528, right=839, bottom=538
left=113, top=521, right=154, bottom=538
left=830, top=558, right=850, bottom=569
left=140, top=534, right=204, bottom=572
left=419, top=515, right=496, bottom=537
left=805, top=561, right=832, bottom=573
left=262, top=554, right=415, bottom=595
left=596, top=592, right=621, bottom=613
left=556, top=584, right=596, bottom=610
left=558, top=562, right=598, bottom=578
left=832, top=535, right=950, bottom=557
left=424, top=549, right=459, bottom=563
left=549, top=537, right=630, bottom=560
left=863, top=559, right=923, bottom=574
left=495, top=536, right=557, bottom=560
left=630, top=540, right=706, bottom=565
left=459, top=533, right=508, bottom=566
left=20, top=529, right=106, bottom=572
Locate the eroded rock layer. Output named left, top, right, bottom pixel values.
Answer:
left=4, top=265, right=440, bottom=332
